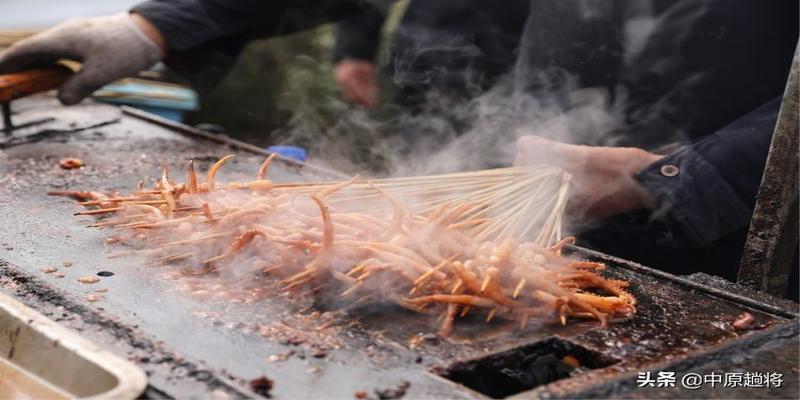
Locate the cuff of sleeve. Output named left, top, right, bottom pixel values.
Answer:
left=132, top=1, right=211, bottom=51
left=131, top=2, right=244, bottom=91
left=635, top=145, right=753, bottom=246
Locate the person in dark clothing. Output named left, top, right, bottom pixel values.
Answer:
left=332, top=0, right=530, bottom=109
left=0, top=0, right=795, bottom=292
left=514, top=0, right=797, bottom=148
left=510, top=0, right=797, bottom=289
left=514, top=95, right=792, bottom=290
left=0, top=0, right=376, bottom=103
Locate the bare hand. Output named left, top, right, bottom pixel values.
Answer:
left=333, top=59, right=378, bottom=108
left=514, top=135, right=663, bottom=221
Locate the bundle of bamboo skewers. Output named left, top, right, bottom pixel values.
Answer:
left=52, top=154, right=635, bottom=336
left=270, top=164, right=572, bottom=245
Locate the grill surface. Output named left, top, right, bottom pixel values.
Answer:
left=1, top=97, right=797, bottom=399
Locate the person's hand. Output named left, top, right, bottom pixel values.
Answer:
left=0, top=13, right=166, bottom=105
left=333, top=59, right=378, bottom=108
left=514, top=135, right=663, bottom=221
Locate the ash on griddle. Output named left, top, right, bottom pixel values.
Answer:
left=194, top=307, right=344, bottom=357
left=256, top=312, right=344, bottom=351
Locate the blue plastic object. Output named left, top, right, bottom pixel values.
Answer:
left=267, top=145, right=308, bottom=162
left=93, top=80, right=199, bottom=122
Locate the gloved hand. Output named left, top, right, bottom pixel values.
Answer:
left=334, top=59, right=378, bottom=108
left=0, top=13, right=165, bottom=105
left=514, top=135, right=663, bottom=221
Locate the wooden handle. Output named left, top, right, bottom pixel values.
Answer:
left=0, top=65, right=73, bottom=103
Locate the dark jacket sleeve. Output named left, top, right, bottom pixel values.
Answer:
left=635, top=98, right=781, bottom=246
left=332, top=4, right=387, bottom=62
left=131, top=0, right=373, bottom=90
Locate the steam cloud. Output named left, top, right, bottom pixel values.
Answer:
left=271, top=0, right=709, bottom=179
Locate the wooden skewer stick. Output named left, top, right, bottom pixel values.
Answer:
left=80, top=196, right=148, bottom=205
left=513, top=279, right=527, bottom=299
left=75, top=207, right=123, bottom=215
left=460, top=306, right=471, bottom=317
left=451, top=279, right=463, bottom=294
left=413, top=256, right=454, bottom=286
left=262, top=264, right=283, bottom=274
left=339, top=282, right=363, bottom=297
left=345, top=264, right=367, bottom=277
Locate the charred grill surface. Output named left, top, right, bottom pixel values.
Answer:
left=0, top=97, right=797, bottom=399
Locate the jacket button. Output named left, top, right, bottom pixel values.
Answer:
left=660, top=164, right=680, bottom=177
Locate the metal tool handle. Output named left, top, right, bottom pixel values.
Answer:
left=0, top=65, right=73, bottom=102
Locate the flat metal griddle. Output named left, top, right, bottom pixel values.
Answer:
left=1, top=96, right=798, bottom=399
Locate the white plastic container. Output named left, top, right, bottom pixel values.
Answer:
left=0, top=292, right=146, bottom=399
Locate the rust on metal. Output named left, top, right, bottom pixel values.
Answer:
left=738, top=43, right=800, bottom=296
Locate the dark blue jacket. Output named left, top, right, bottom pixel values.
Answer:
left=516, top=0, right=796, bottom=252
left=637, top=97, right=784, bottom=247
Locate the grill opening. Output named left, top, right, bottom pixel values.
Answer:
left=435, top=338, right=617, bottom=398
